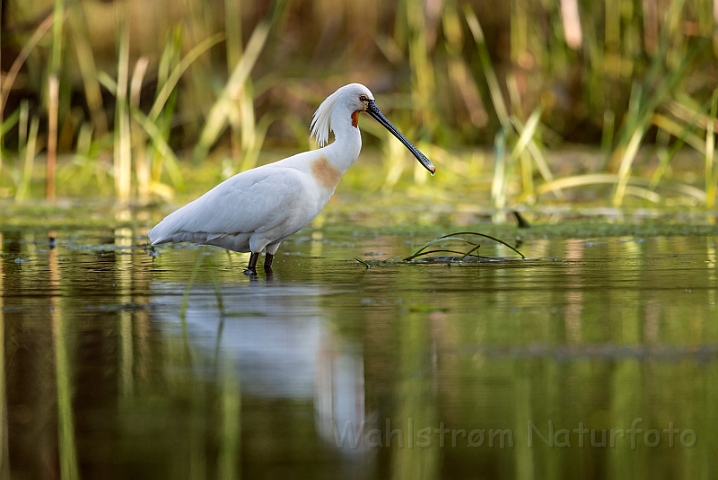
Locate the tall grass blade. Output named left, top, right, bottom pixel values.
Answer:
left=47, top=0, right=65, bottom=199
left=0, top=108, right=20, bottom=184
left=130, top=58, right=150, bottom=202
left=46, top=75, right=59, bottom=200
left=509, top=109, right=563, bottom=199
left=0, top=14, right=53, bottom=182
left=0, top=15, right=53, bottom=116
left=224, top=0, right=259, bottom=171
left=537, top=173, right=706, bottom=202
left=464, top=5, right=509, bottom=126
left=239, top=114, right=276, bottom=173
left=224, top=0, right=243, bottom=67
left=0, top=110, right=20, bottom=139
left=491, top=128, right=507, bottom=209
left=443, top=1, right=487, bottom=128
left=381, top=127, right=409, bottom=192
left=652, top=113, right=705, bottom=153
left=601, top=110, right=615, bottom=154
left=611, top=37, right=703, bottom=205
left=509, top=110, right=544, bottom=201
left=148, top=34, right=224, bottom=122
left=149, top=31, right=183, bottom=193
left=50, top=0, right=65, bottom=75
left=18, top=102, right=29, bottom=155
left=510, top=109, right=542, bottom=161
left=610, top=32, right=702, bottom=171
left=239, top=82, right=258, bottom=167
left=405, top=0, right=436, bottom=130
left=114, top=15, right=131, bottom=202
left=158, top=28, right=182, bottom=89
left=16, top=115, right=39, bottom=202
left=130, top=107, right=185, bottom=192
left=193, top=22, right=270, bottom=162
left=668, top=95, right=718, bottom=130
left=612, top=124, right=647, bottom=206
left=67, top=1, right=108, bottom=137
left=649, top=114, right=698, bottom=190
left=96, top=72, right=117, bottom=96
left=706, top=88, right=718, bottom=207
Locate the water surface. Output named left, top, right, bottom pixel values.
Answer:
left=1, top=224, right=717, bottom=479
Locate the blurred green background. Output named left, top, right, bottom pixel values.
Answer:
left=1, top=0, right=717, bottom=208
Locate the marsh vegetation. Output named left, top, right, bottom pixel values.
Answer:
left=2, top=1, right=718, bottom=479
left=1, top=0, right=717, bottom=210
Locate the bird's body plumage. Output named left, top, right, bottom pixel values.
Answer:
left=149, top=149, right=347, bottom=254
left=148, top=83, right=433, bottom=273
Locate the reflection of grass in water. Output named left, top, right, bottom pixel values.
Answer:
left=0, top=274, right=7, bottom=477
left=180, top=251, right=225, bottom=322
left=53, top=310, right=80, bottom=480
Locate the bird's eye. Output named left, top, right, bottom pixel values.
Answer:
left=359, top=95, right=368, bottom=102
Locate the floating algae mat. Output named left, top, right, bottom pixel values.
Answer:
left=1, top=205, right=717, bottom=479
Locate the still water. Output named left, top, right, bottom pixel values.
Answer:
left=1, top=224, right=717, bottom=479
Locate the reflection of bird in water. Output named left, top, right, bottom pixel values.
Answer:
left=151, top=280, right=367, bottom=452
left=149, top=83, right=435, bottom=274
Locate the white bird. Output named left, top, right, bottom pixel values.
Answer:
left=148, top=83, right=435, bottom=274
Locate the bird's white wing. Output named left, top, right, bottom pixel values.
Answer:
left=149, top=166, right=309, bottom=244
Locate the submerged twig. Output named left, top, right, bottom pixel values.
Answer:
left=407, top=248, right=481, bottom=260
left=405, top=231, right=524, bottom=262
left=445, top=231, right=524, bottom=258
left=354, top=257, right=371, bottom=269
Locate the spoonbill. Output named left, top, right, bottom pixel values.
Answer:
left=148, top=83, right=435, bottom=274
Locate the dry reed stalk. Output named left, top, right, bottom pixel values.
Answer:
left=114, top=16, right=131, bottom=202
left=131, top=57, right=150, bottom=203
left=46, top=75, right=59, bottom=200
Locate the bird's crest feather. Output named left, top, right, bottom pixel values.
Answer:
left=310, top=87, right=344, bottom=147
left=310, top=83, right=372, bottom=147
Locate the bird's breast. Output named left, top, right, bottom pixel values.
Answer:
left=310, top=156, right=342, bottom=190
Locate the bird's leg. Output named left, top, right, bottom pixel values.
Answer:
left=264, top=253, right=274, bottom=272
left=244, top=252, right=259, bottom=275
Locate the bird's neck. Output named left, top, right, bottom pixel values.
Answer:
left=324, top=106, right=363, bottom=173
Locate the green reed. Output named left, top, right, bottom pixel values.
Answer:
left=0, top=0, right=716, bottom=209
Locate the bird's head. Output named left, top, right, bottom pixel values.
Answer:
left=339, top=83, right=375, bottom=113
left=311, top=83, right=436, bottom=174
left=311, top=84, right=373, bottom=146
